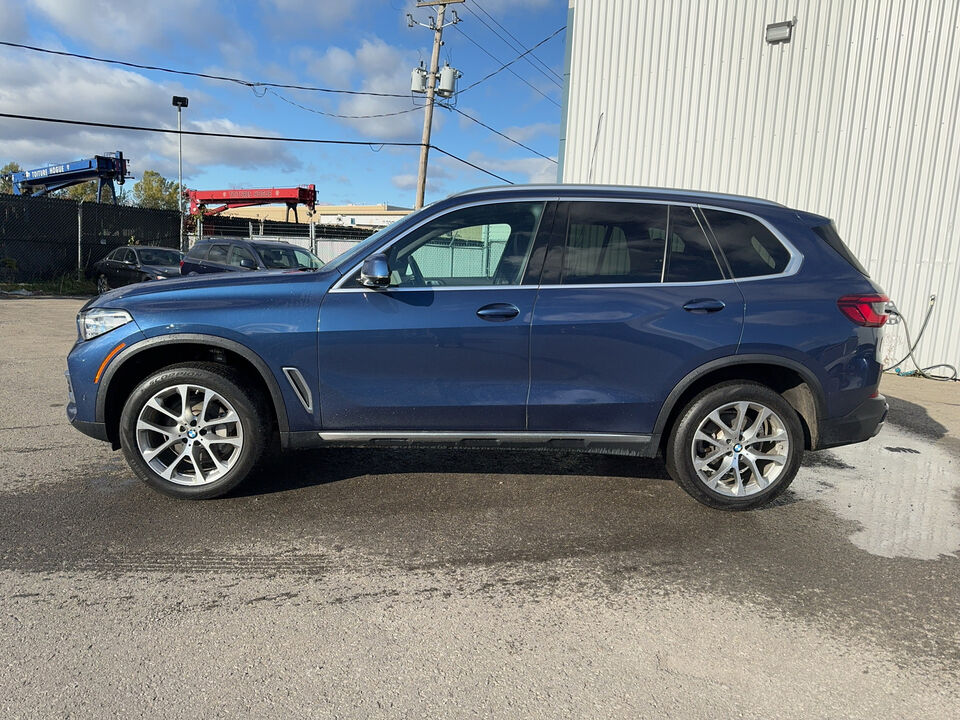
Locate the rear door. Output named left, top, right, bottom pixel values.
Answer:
left=528, top=200, right=745, bottom=434
left=317, top=200, right=551, bottom=431
left=201, top=243, right=231, bottom=273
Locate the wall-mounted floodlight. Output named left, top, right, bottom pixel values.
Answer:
left=765, top=19, right=796, bottom=45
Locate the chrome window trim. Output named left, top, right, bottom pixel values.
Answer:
left=330, top=195, right=802, bottom=293
left=329, top=196, right=558, bottom=293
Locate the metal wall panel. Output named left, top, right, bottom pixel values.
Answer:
left=560, top=0, right=960, bottom=372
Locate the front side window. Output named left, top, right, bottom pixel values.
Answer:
left=356, top=202, right=544, bottom=288
left=702, top=209, right=790, bottom=278
left=228, top=245, right=256, bottom=268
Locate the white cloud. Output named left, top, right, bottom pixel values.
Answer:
left=501, top=122, right=560, bottom=143
left=0, top=0, right=27, bottom=38
left=463, top=153, right=558, bottom=184
left=0, top=50, right=300, bottom=180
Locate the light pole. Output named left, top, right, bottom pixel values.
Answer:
left=172, top=95, right=189, bottom=251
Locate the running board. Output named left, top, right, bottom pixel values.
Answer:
left=282, top=430, right=657, bottom=457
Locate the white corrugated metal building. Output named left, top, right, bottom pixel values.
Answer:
left=558, top=0, right=960, bottom=373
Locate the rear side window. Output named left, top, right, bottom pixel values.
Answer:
left=702, top=209, right=790, bottom=278
left=812, top=222, right=869, bottom=277
left=561, top=202, right=667, bottom=284
left=663, top=207, right=724, bottom=283
left=207, top=244, right=229, bottom=264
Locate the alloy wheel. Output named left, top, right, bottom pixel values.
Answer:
left=690, top=400, right=789, bottom=497
left=135, top=383, right=244, bottom=486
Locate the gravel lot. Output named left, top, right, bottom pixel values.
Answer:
left=1, top=297, right=959, bottom=719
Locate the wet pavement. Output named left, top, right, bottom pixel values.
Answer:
left=2, top=298, right=959, bottom=718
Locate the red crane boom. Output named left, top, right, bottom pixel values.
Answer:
left=186, top=184, right=317, bottom=222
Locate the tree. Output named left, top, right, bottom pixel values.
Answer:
left=132, top=170, right=181, bottom=210
left=59, top=181, right=98, bottom=202
left=1, top=161, right=23, bottom=194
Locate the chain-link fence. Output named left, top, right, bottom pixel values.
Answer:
left=0, top=193, right=180, bottom=282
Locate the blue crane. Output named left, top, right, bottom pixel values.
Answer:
left=12, top=152, right=130, bottom=203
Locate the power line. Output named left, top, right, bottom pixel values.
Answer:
left=470, top=0, right=564, bottom=83
left=464, top=1, right=563, bottom=87
left=267, top=89, right=424, bottom=120
left=447, top=106, right=556, bottom=163
left=0, top=111, right=514, bottom=184
left=0, top=40, right=410, bottom=98
left=451, top=24, right=560, bottom=108
left=457, top=27, right=566, bottom=96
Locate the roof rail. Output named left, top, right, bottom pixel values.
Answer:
left=448, top=183, right=785, bottom=208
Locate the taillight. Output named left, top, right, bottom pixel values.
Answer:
left=837, top=294, right=889, bottom=327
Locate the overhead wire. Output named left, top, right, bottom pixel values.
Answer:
left=456, top=26, right=566, bottom=96
left=266, top=88, right=424, bottom=120
left=0, top=112, right=514, bottom=184
left=451, top=24, right=560, bottom=107
left=465, top=1, right=563, bottom=87
left=0, top=40, right=410, bottom=98
left=446, top=106, right=556, bottom=163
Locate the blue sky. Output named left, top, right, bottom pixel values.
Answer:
left=0, top=0, right=567, bottom=207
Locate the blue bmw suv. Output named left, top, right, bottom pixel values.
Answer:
left=66, top=185, right=889, bottom=509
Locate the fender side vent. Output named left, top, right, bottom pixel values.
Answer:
left=282, top=367, right=313, bottom=414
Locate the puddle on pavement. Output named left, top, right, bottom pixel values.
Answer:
left=795, top=424, right=960, bottom=560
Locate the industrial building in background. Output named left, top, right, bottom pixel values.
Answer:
left=558, top=0, right=960, bottom=373
left=221, top=202, right=410, bottom=229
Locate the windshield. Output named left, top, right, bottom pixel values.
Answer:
left=137, top=248, right=182, bottom=266
left=254, top=244, right=323, bottom=270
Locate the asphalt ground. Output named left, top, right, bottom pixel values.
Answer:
left=1, top=297, right=959, bottom=719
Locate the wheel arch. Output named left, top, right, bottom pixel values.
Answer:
left=96, top=333, right=289, bottom=447
left=654, top=355, right=826, bottom=451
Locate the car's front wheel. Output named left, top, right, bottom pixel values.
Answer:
left=665, top=381, right=804, bottom=510
left=119, top=363, right=268, bottom=499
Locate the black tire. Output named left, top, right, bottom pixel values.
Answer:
left=665, top=381, right=804, bottom=510
left=119, top=362, right=269, bottom=499
left=96, top=274, right=110, bottom=294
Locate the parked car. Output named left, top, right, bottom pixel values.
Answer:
left=94, top=246, right=183, bottom=293
left=66, top=185, right=889, bottom=509
left=179, top=237, right=322, bottom=275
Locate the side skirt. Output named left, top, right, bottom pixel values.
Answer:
left=282, top=430, right=659, bottom=457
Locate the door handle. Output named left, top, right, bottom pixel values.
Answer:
left=476, top=303, right=520, bottom=321
left=682, top=298, right=726, bottom=313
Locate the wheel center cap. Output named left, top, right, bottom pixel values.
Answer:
left=733, top=443, right=743, bottom=453
left=187, top=429, right=197, bottom=439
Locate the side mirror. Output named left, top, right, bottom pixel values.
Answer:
left=360, top=253, right=390, bottom=289
left=239, top=258, right=257, bottom=270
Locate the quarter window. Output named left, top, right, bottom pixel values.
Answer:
left=357, top=202, right=545, bottom=288
left=702, top=209, right=790, bottom=278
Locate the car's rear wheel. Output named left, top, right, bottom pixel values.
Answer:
left=665, top=381, right=803, bottom=510
left=96, top=274, right=110, bottom=294
left=119, top=363, right=268, bottom=499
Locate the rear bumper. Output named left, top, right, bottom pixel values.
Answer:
left=818, top=394, right=888, bottom=450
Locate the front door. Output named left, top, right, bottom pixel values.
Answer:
left=528, top=201, right=745, bottom=434
left=317, top=200, right=551, bottom=431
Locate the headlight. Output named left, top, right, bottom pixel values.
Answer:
left=78, top=308, right=133, bottom=341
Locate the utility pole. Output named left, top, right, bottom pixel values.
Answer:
left=172, top=95, right=189, bottom=251
left=409, top=1, right=462, bottom=209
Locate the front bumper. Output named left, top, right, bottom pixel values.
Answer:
left=818, top=394, right=888, bottom=450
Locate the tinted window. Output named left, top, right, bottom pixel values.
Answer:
left=663, top=207, right=724, bottom=283
left=812, top=222, right=869, bottom=277
left=702, top=209, right=790, bottom=278
left=228, top=245, right=256, bottom=267
left=361, top=202, right=544, bottom=288
left=561, top=202, right=667, bottom=284
left=207, top=244, right=229, bottom=264
left=255, top=245, right=322, bottom=270
left=138, top=248, right=181, bottom=266
left=121, top=249, right=135, bottom=264
left=186, top=244, right=208, bottom=259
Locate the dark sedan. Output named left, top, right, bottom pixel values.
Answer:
left=94, top=246, right=183, bottom=294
